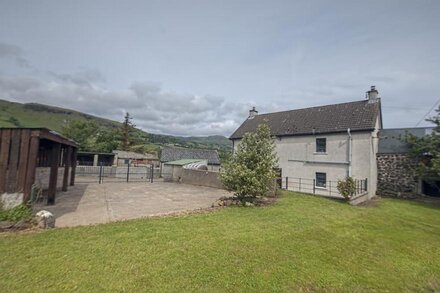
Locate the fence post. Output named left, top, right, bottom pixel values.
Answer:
left=127, top=162, right=130, bottom=183
left=365, top=178, right=368, bottom=192
left=99, top=164, right=103, bottom=184
left=299, top=178, right=301, bottom=192
left=285, top=176, right=288, bottom=190
left=150, top=165, right=154, bottom=183
left=329, top=181, right=331, bottom=196
left=313, top=179, right=316, bottom=194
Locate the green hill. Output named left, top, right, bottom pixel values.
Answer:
left=0, top=99, right=232, bottom=156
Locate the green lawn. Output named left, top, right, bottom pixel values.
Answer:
left=1, top=192, right=439, bottom=292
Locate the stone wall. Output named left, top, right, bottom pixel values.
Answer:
left=376, top=153, right=419, bottom=197
left=180, top=169, right=224, bottom=189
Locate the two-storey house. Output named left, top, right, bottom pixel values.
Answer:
left=230, top=86, right=383, bottom=199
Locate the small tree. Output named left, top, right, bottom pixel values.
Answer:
left=62, top=120, right=120, bottom=153
left=220, top=123, right=278, bottom=201
left=406, top=106, right=440, bottom=179
left=62, top=120, right=99, bottom=151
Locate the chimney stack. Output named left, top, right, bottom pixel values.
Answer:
left=248, top=107, right=258, bottom=119
left=366, top=86, right=379, bottom=103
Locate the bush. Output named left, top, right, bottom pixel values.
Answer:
left=0, top=204, right=33, bottom=222
left=337, top=177, right=356, bottom=199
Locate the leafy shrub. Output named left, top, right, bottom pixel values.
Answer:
left=220, top=123, right=278, bottom=201
left=0, top=204, right=33, bottom=222
left=337, top=177, right=356, bottom=199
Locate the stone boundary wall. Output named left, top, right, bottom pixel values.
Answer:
left=180, top=169, right=224, bottom=189
left=376, top=153, right=419, bottom=197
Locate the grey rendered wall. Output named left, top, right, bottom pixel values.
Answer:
left=180, top=169, right=224, bottom=189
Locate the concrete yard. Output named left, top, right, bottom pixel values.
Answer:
left=35, top=181, right=231, bottom=227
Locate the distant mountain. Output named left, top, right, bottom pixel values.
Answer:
left=0, top=99, right=232, bottom=157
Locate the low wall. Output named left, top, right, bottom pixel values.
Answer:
left=180, top=169, right=224, bottom=189
left=376, top=153, right=419, bottom=197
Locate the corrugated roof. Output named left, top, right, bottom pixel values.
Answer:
left=160, top=147, right=220, bottom=165
left=230, top=99, right=381, bottom=139
left=164, top=159, right=204, bottom=166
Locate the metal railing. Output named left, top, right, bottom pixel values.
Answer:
left=75, top=164, right=163, bottom=183
left=279, top=177, right=368, bottom=198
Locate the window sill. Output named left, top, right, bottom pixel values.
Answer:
left=315, top=186, right=327, bottom=190
left=314, top=152, right=327, bottom=155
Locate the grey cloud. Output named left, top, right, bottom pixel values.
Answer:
left=48, top=68, right=106, bottom=87
left=0, top=43, right=32, bottom=68
left=0, top=74, right=245, bottom=136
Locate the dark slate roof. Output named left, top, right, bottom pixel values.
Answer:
left=378, top=127, right=434, bottom=154
left=230, top=100, right=381, bottom=139
left=160, top=147, right=220, bottom=165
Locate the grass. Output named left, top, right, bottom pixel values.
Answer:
left=0, top=204, right=33, bottom=222
left=1, top=191, right=439, bottom=292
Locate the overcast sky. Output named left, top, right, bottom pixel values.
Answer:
left=0, top=0, right=439, bottom=136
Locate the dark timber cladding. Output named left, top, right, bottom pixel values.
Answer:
left=0, top=128, right=78, bottom=205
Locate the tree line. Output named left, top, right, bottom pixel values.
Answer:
left=62, top=112, right=144, bottom=153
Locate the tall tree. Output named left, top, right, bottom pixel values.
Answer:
left=220, top=123, right=278, bottom=201
left=120, top=112, right=136, bottom=151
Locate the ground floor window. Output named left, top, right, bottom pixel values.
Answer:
left=316, top=172, right=327, bottom=188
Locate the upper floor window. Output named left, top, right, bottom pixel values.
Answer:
left=316, top=138, right=326, bottom=153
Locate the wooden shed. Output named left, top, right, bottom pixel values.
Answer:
left=0, top=128, right=78, bottom=206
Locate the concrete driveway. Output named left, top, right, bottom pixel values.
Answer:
left=36, top=181, right=231, bottom=227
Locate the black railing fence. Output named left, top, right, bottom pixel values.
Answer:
left=75, top=164, right=164, bottom=183
left=279, top=177, right=368, bottom=198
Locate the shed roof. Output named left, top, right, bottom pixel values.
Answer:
left=0, top=127, right=78, bottom=147
left=230, top=99, right=381, bottom=139
left=164, top=159, right=204, bottom=166
left=160, top=147, right=220, bottom=165
left=378, top=127, right=434, bottom=154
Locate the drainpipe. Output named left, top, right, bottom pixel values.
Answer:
left=347, top=128, right=352, bottom=177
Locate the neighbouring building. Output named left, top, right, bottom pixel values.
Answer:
left=112, top=150, right=159, bottom=167
left=160, top=147, right=221, bottom=173
left=377, top=127, right=439, bottom=197
left=0, top=128, right=78, bottom=207
left=230, top=86, right=383, bottom=200
left=162, top=159, right=208, bottom=181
